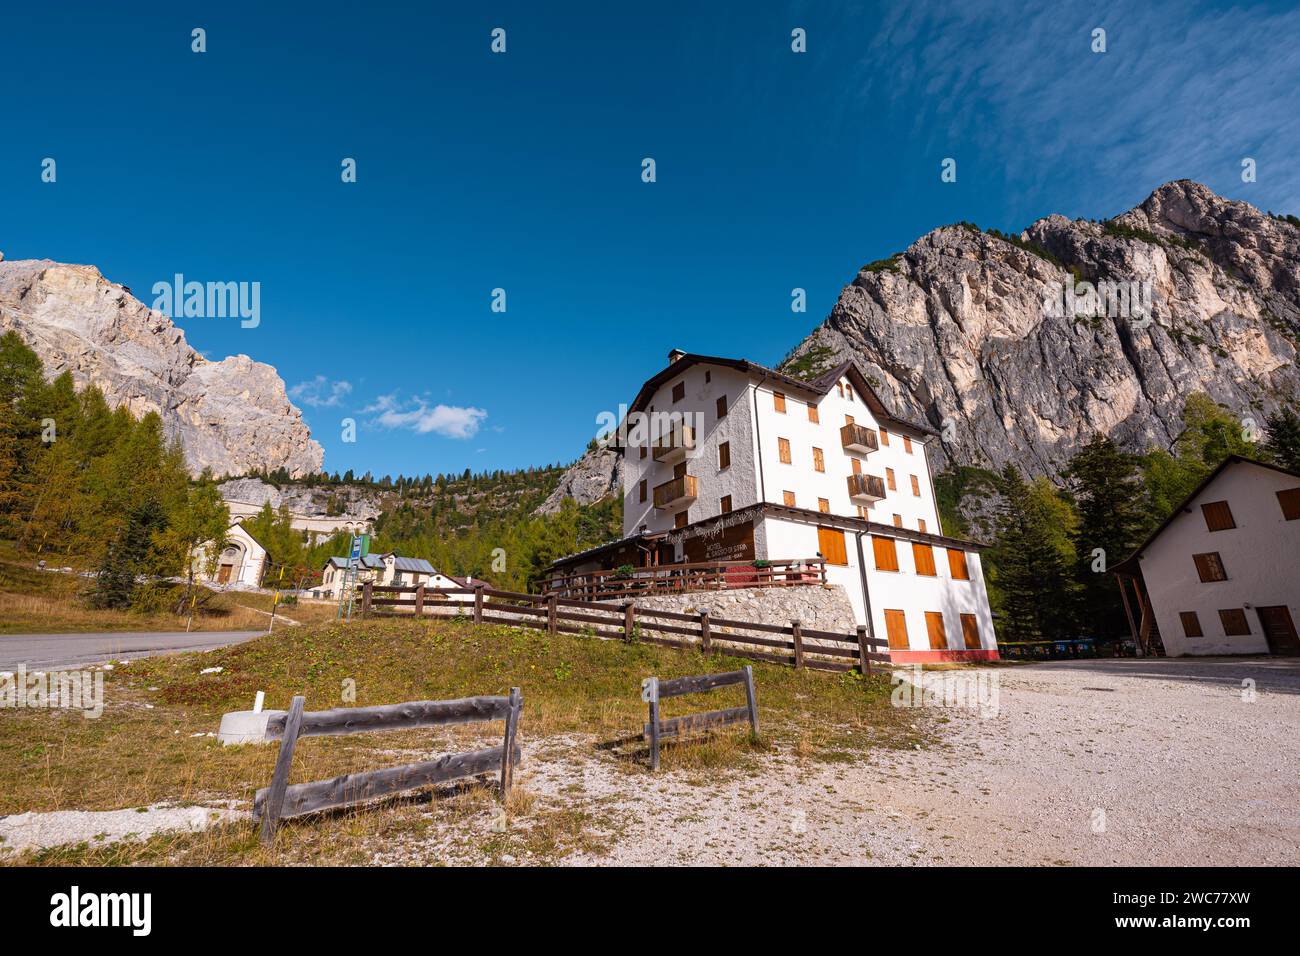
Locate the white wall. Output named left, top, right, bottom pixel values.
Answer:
left=1139, top=461, right=1300, bottom=656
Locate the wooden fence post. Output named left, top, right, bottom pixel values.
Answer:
left=647, top=676, right=661, bottom=771
left=473, top=585, right=484, bottom=625
left=361, top=582, right=373, bottom=618
left=260, top=695, right=305, bottom=845
left=623, top=602, right=635, bottom=641
left=791, top=619, right=804, bottom=669
left=414, top=584, right=425, bottom=617
left=856, top=624, right=872, bottom=676
left=547, top=595, right=557, bottom=636
left=699, top=608, right=711, bottom=653
left=742, top=665, right=759, bottom=735
left=500, top=687, right=522, bottom=797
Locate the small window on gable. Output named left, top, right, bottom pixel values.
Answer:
left=836, top=383, right=844, bottom=398
left=718, top=441, right=731, bottom=470
left=845, top=382, right=854, bottom=402
left=672, top=382, right=685, bottom=402
left=807, top=404, right=819, bottom=423
left=1193, top=552, right=1228, bottom=582
left=880, top=429, right=890, bottom=447
left=704, top=370, right=711, bottom=383
left=773, top=391, right=787, bottom=413
left=639, top=479, right=647, bottom=503
left=1278, top=487, right=1300, bottom=520
left=716, top=395, right=728, bottom=419
left=1219, top=608, right=1250, bottom=636
left=903, top=435, right=913, bottom=454
left=720, top=495, right=732, bottom=514
left=1180, top=611, right=1203, bottom=638
left=1201, top=500, right=1235, bottom=532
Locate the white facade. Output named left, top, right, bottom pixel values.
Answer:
left=194, top=523, right=268, bottom=589
left=612, top=351, right=999, bottom=657
left=1127, top=458, right=1300, bottom=657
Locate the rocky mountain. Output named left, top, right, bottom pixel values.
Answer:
left=0, top=256, right=323, bottom=478
left=534, top=443, right=623, bottom=514
left=217, top=477, right=381, bottom=521
left=779, top=181, right=1300, bottom=478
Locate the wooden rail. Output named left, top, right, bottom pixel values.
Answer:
left=643, top=666, right=758, bottom=770
left=359, top=582, right=889, bottom=675
left=544, top=557, right=828, bottom=602
left=253, top=689, right=523, bottom=843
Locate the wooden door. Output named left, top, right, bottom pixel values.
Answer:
left=1256, top=606, right=1300, bottom=655
left=218, top=565, right=232, bottom=584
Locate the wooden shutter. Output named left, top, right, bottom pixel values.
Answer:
left=773, top=391, right=787, bottom=413
left=817, top=498, right=830, bottom=513
left=674, top=511, right=688, bottom=529
left=817, top=527, right=848, bottom=566
left=925, top=611, right=948, bottom=650
left=960, top=613, right=980, bottom=649
left=1218, top=608, right=1250, bottom=636
left=871, top=536, right=899, bottom=571
left=918, top=519, right=927, bottom=533
left=1180, top=611, right=1203, bottom=637
left=884, top=609, right=909, bottom=650
left=638, top=479, right=647, bottom=503
left=813, top=447, right=825, bottom=472
left=880, top=430, right=890, bottom=446
left=783, top=490, right=796, bottom=507
left=886, top=468, right=896, bottom=490
left=778, top=438, right=791, bottom=464
left=807, top=404, right=819, bottom=423
left=892, top=514, right=902, bottom=527
left=720, top=495, right=732, bottom=514
left=1278, top=487, right=1300, bottom=520
left=1193, top=552, right=1227, bottom=582
left=910, top=475, right=921, bottom=496
left=672, top=382, right=685, bottom=402
left=718, top=441, right=730, bottom=469
left=903, top=436, right=913, bottom=454
left=845, top=414, right=854, bottom=425
left=852, top=457, right=862, bottom=475
left=1201, top=500, right=1236, bottom=531
left=912, top=543, right=937, bottom=576
left=716, top=395, right=728, bottom=419
left=947, top=549, right=970, bottom=580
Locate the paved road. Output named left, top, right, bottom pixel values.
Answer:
left=0, top=630, right=263, bottom=670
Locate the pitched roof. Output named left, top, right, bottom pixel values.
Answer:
left=325, top=553, right=385, bottom=571
left=392, top=556, right=435, bottom=574
left=1112, top=454, right=1300, bottom=575
left=622, top=352, right=937, bottom=437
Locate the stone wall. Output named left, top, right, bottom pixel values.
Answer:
left=613, top=583, right=858, bottom=641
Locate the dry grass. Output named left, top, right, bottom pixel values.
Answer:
left=0, top=616, right=924, bottom=865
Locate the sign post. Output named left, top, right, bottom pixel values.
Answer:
left=336, top=535, right=368, bottom=621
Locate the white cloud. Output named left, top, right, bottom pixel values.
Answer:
left=289, top=376, right=353, bottom=408
left=363, top=394, right=488, bottom=439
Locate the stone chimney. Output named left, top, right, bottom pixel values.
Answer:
left=668, top=348, right=686, bottom=363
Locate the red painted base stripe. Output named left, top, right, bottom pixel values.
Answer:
left=889, top=648, right=1001, bottom=663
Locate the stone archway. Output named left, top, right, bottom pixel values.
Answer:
left=216, top=540, right=247, bottom=585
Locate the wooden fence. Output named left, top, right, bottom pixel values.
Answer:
left=543, top=558, right=827, bottom=602
left=360, top=582, right=890, bottom=675
left=643, top=666, right=758, bottom=770
left=253, top=689, right=523, bottom=843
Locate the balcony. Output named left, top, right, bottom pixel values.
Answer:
left=652, top=425, right=697, bottom=465
left=847, top=473, right=886, bottom=502
left=840, top=423, right=880, bottom=455
left=654, top=474, right=698, bottom=509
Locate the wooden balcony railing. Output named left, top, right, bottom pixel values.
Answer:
left=544, top=558, right=828, bottom=602
left=652, top=425, right=696, bottom=463
left=847, top=473, right=886, bottom=501
left=840, top=423, right=880, bottom=455
left=653, top=474, right=698, bottom=509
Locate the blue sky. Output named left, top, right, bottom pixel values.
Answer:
left=3, top=0, right=1299, bottom=479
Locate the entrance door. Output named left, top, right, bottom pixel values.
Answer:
left=217, top=564, right=232, bottom=584
left=1256, top=606, right=1300, bottom=655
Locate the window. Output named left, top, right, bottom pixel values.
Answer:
left=886, top=467, right=896, bottom=491
left=880, top=429, right=890, bottom=447
left=912, top=543, right=937, bottom=576
left=947, top=549, right=970, bottom=580
left=892, top=514, right=902, bottom=527
left=836, top=383, right=844, bottom=398
left=778, top=437, right=791, bottom=464
left=845, top=382, right=854, bottom=402
left=718, top=441, right=730, bottom=470
left=918, top=518, right=927, bottom=533
left=807, top=404, right=819, bottom=423
left=884, top=609, right=909, bottom=650
left=704, top=370, right=711, bottom=383
left=716, top=395, right=728, bottom=419
left=774, top=391, right=787, bottom=413
left=672, top=382, right=685, bottom=402
left=783, top=490, right=796, bottom=507
left=872, top=535, right=899, bottom=571
left=1193, top=552, right=1228, bottom=582
left=1180, top=611, right=1203, bottom=638
left=851, top=457, right=862, bottom=475
left=812, top=447, right=825, bottom=472
left=1219, top=608, right=1250, bottom=636
left=720, top=495, right=732, bottom=514
left=910, top=475, right=921, bottom=497
left=818, top=497, right=830, bottom=513
left=845, top=414, right=854, bottom=425
left=1279, top=487, right=1300, bottom=520
left=903, top=435, right=913, bottom=454
left=960, top=613, right=980, bottom=650
left=925, top=611, right=948, bottom=650
left=639, top=444, right=647, bottom=459
left=639, top=479, right=647, bottom=504
left=1201, top=500, right=1236, bottom=531
left=817, top=527, right=848, bottom=566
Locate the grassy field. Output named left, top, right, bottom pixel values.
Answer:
left=0, top=544, right=337, bottom=634
left=0, top=616, right=924, bottom=866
